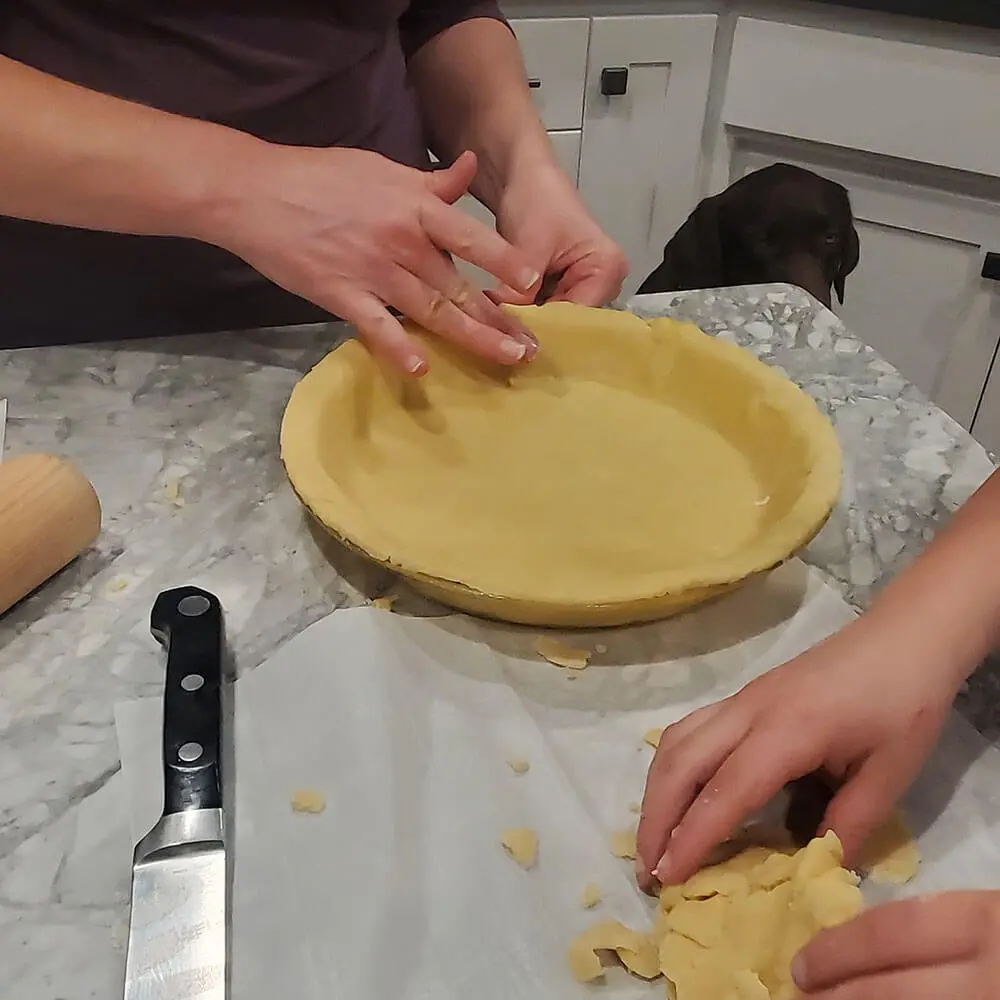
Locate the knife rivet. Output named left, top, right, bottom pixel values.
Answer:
left=181, top=673, right=205, bottom=692
left=178, top=741, right=204, bottom=763
left=178, top=595, right=211, bottom=617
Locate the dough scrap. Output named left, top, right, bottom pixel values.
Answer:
left=643, top=727, right=664, bottom=749
left=290, top=789, right=327, bottom=814
left=609, top=827, right=638, bottom=860
left=501, top=828, right=538, bottom=869
left=533, top=636, right=591, bottom=670
left=580, top=883, right=603, bottom=909
left=372, top=595, right=396, bottom=610
left=629, top=801, right=642, bottom=814
left=567, top=921, right=660, bottom=982
left=570, top=830, right=865, bottom=998
left=856, top=811, right=920, bottom=884
left=506, top=757, right=531, bottom=775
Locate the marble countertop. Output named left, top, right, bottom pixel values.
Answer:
left=0, top=284, right=995, bottom=998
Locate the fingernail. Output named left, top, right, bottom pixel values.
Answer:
left=653, top=849, right=671, bottom=882
left=791, top=953, right=807, bottom=988
left=406, top=354, right=428, bottom=376
left=514, top=329, right=539, bottom=359
left=500, top=337, right=527, bottom=361
left=518, top=269, right=541, bottom=293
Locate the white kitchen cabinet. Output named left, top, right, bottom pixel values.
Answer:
left=711, top=17, right=1000, bottom=442
left=577, top=15, right=718, bottom=296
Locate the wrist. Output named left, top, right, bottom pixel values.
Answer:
left=172, top=127, right=273, bottom=247
left=473, top=126, right=564, bottom=213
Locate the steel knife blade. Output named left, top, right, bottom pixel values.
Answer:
left=124, top=586, right=229, bottom=1000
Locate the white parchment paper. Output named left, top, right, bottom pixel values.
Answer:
left=115, top=559, right=1000, bottom=998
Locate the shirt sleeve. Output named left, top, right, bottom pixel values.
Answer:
left=397, top=1, right=511, bottom=61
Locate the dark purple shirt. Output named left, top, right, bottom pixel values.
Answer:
left=0, top=1, right=506, bottom=347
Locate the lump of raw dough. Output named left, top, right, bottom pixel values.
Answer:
left=644, top=727, right=664, bottom=749
left=569, top=830, right=864, bottom=999
left=609, top=827, right=638, bottom=860
left=501, top=828, right=538, bottom=869
left=856, top=811, right=920, bottom=884
left=290, top=789, right=327, bottom=814
left=580, top=883, right=603, bottom=909
left=567, top=921, right=660, bottom=982
left=533, top=636, right=591, bottom=670
left=506, top=757, right=531, bottom=775
left=372, top=595, right=396, bottom=610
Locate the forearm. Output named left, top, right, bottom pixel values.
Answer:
left=407, top=17, right=561, bottom=211
left=0, top=55, right=256, bottom=241
left=856, top=466, right=1000, bottom=685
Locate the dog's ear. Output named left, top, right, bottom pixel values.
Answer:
left=833, top=223, right=860, bottom=305
left=638, top=195, right=724, bottom=295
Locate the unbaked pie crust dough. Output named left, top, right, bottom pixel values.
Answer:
left=281, top=303, right=841, bottom=627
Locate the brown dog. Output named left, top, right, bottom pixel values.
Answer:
left=638, top=163, right=860, bottom=308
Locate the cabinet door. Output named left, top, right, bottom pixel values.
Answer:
left=731, top=145, right=1000, bottom=437
left=509, top=17, right=590, bottom=132
left=577, top=15, right=718, bottom=297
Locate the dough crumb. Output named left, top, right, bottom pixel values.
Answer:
left=162, top=479, right=186, bottom=507
left=643, top=727, right=664, bottom=749
left=595, top=643, right=608, bottom=654
left=567, top=921, right=660, bottom=983
left=501, top=828, right=538, bottom=869
left=856, top=810, right=920, bottom=884
left=533, top=636, right=591, bottom=670
left=290, top=789, right=327, bottom=814
left=372, top=595, right=396, bottom=610
left=506, top=757, right=531, bottom=775
left=580, top=883, right=603, bottom=909
left=570, top=830, right=866, bottom=996
left=629, top=801, right=642, bottom=814
left=610, top=827, right=638, bottom=860
left=109, top=578, right=129, bottom=593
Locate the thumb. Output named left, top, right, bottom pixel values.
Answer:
left=426, top=150, right=478, bottom=205
left=819, top=755, right=908, bottom=865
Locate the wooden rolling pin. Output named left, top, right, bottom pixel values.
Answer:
left=0, top=454, right=102, bottom=616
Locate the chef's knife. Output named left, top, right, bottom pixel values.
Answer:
left=124, top=586, right=228, bottom=1000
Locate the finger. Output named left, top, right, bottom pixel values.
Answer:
left=793, top=892, right=985, bottom=992
left=420, top=198, right=541, bottom=299
left=486, top=282, right=538, bottom=307
left=821, top=751, right=922, bottom=865
left=548, top=258, right=627, bottom=307
left=425, top=150, right=478, bottom=206
left=335, top=288, right=428, bottom=375
left=409, top=250, right=540, bottom=360
left=653, top=702, right=724, bottom=761
left=656, top=728, right=824, bottom=886
left=635, top=707, right=744, bottom=889
left=382, top=265, right=530, bottom=366
left=800, top=962, right=976, bottom=1000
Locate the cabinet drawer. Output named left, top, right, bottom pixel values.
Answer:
left=509, top=17, right=590, bottom=132
left=723, top=18, right=1000, bottom=181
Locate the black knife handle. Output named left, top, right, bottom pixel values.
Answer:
left=150, top=586, right=225, bottom=815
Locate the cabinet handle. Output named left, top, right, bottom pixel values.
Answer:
left=983, top=252, right=1000, bottom=282
left=600, top=66, right=629, bottom=97
left=527, top=78, right=542, bottom=89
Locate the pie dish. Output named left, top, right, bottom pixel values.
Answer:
left=280, top=303, right=841, bottom=627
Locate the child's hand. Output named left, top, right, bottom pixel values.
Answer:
left=793, top=891, right=1000, bottom=997
left=635, top=617, right=959, bottom=890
